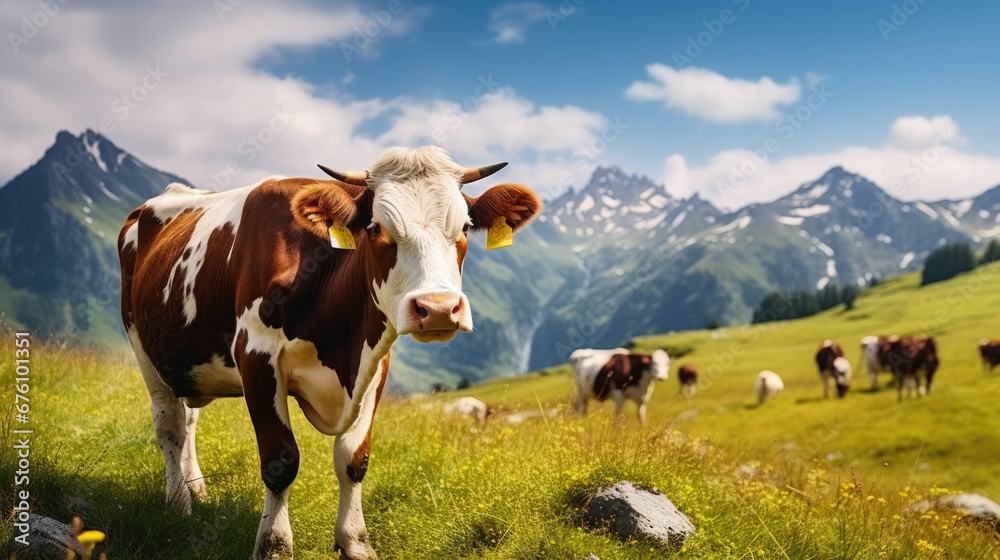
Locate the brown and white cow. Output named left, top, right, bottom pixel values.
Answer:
left=570, top=347, right=670, bottom=423
left=678, top=364, right=698, bottom=397
left=883, top=336, right=940, bottom=402
left=980, top=338, right=1000, bottom=373
left=816, top=340, right=851, bottom=398
left=118, top=147, right=540, bottom=560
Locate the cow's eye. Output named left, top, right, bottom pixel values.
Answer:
left=369, top=223, right=382, bottom=236
left=462, top=221, right=472, bottom=233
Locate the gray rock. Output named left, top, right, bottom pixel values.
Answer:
left=13, top=514, right=85, bottom=558
left=906, top=493, right=1000, bottom=529
left=584, top=555, right=601, bottom=560
left=941, top=494, right=1000, bottom=524
left=580, top=481, right=695, bottom=547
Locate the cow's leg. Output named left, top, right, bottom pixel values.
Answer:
left=612, top=391, right=625, bottom=417
left=128, top=331, right=195, bottom=514
left=637, top=401, right=648, bottom=424
left=822, top=373, right=830, bottom=399
left=181, top=403, right=208, bottom=501
left=333, top=361, right=388, bottom=560
left=236, top=341, right=298, bottom=560
left=574, top=379, right=589, bottom=415
left=869, top=366, right=879, bottom=391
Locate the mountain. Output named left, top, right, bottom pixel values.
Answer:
left=0, top=130, right=189, bottom=342
left=1, top=133, right=997, bottom=391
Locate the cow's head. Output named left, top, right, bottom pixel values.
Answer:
left=650, top=349, right=670, bottom=381
left=292, top=146, right=541, bottom=343
left=832, top=356, right=852, bottom=397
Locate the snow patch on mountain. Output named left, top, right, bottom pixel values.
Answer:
left=915, top=202, right=939, bottom=219
left=776, top=215, right=804, bottom=226
left=649, top=194, right=670, bottom=208
left=671, top=211, right=687, bottom=229
left=900, top=251, right=915, bottom=268
left=790, top=204, right=831, bottom=217
left=951, top=200, right=973, bottom=217
left=83, top=136, right=109, bottom=173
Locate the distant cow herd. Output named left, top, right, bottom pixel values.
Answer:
left=564, top=334, right=998, bottom=421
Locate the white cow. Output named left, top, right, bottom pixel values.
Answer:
left=444, top=397, right=495, bottom=422
left=861, top=335, right=884, bottom=390
left=570, top=347, right=669, bottom=423
left=755, top=370, right=784, bottom=405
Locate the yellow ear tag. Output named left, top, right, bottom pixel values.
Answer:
left=328, top=223, right=356, bottom=250
left=486, top=216, right=513, bottom=250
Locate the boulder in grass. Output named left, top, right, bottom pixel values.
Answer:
left=909, top=493, right=1000, bottom=531
left=580, top=481, right=695, bottom=548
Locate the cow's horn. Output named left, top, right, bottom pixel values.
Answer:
left=462, top=162, right=508, bottom=184
left=318, top=164, right=369, bottom=186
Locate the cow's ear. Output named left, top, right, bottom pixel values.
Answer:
left=291, top=184, right=372, bottom=239
left=465, top=183, right=542, bottom=233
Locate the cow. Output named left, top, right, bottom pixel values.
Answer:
left=444, top=396, right=496, bottom=422
left=816, top=340, right=851, bottom=398
left=861, top=335, right=901, bottom=390
left=755, top=370, right=784, bottom=405
left=884, top=336, right=940, bottom=402
left=980, top=338, right=1000, bottom=373
left=678, top=364, right=698, bottom=397
left=570, top=348, right=670, bottom=423
left=117, top=146, right=541, bottom=560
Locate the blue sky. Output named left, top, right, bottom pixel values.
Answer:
left=2, top=0, right=998, bottom=207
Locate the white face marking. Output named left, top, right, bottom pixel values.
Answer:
left=368, top=174, right=473, bottom=335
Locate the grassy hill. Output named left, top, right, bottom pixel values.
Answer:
left=3, top=264, right=1000, bottom=559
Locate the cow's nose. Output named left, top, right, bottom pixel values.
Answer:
left=412, top=293, right=464, bottom=331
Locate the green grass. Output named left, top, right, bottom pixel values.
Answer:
left=3, top=264, right=1000, bottom=559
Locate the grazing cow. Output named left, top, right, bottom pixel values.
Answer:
left=570, top=348, right=670, bottom=423
left=755, top=370, right=784, bottom=405
left=118, top=146, right=540, bottom=560
left=678, top=364, right=698, bottom=397
left=860, top=335, right=899, bottom=390
left=980, top=339, right=1000, bottom=373
left=884, top=336, right=940, bottom=402
left=816, top=340, right=851, bottom=398
left=444, top=397, right=496, bottom=422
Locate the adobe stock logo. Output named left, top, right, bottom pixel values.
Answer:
left=6, top=0, right=72, bottom=54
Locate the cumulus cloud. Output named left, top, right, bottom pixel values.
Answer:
left=0, top=0, right=606, bottom=195
left=888, top=115, right=966, bottom=150
left=661, top=116, right=1000, bottom=209
left=625, top=65, right=802, bottom=124
left=488, top=2, right=549, bottom=44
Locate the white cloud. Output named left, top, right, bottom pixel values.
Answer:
left=888, top=115, right=965, bottom=150
left=661, top=116, right=1000, bottom=209
left=0, top=0, right=606, bottom=195
left=625, top=65, right=802, bottom=124
left=488, top=3, right=548, bottom=44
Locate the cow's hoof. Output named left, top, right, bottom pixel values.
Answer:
left=165, top=490, right=193, bottom=516
left=188, top=480, right=208, bottom=502
left=254, top=532, right=293, bottom=560
left=335, top=533, right=377, bottom=560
